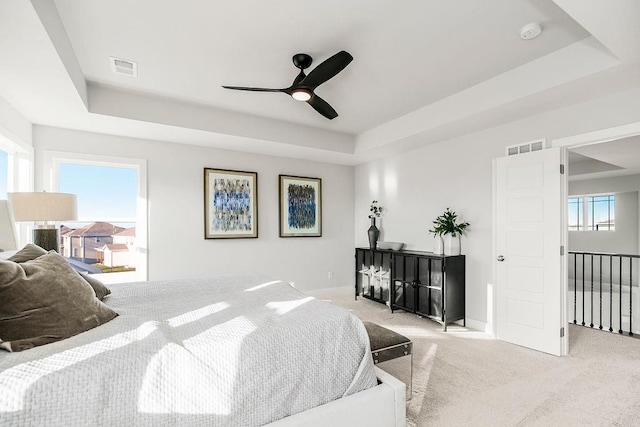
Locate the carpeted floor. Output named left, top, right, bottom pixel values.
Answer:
left=309, top=288, right=640, bottom=427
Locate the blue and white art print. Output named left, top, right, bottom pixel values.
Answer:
left=279, top=175, right=322, bottom=237
left=205, top=168, right=258, bottom=238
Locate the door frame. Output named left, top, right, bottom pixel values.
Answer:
left=492, top=121, right=640, bottom=355
left=552, top=121, right=640, bottom=354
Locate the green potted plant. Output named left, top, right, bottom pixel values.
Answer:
left=429, top=207, right=470, bottom=255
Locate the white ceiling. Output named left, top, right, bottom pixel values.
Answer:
left=53, top=0, right=589, bottom=134
left=569, top=135, right=640, bottom=180
left=0, top=0, right=639, bottom=164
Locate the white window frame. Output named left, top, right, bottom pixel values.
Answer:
left=41, top=150, right=148, bottom=281
left=0, top=133, right=34, bottom=245
left=0, top=134, right=33, bottom=194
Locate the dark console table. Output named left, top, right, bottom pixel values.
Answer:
left=355, top=248, right=465, bottom=331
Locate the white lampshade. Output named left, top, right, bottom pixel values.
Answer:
left=8, top=192, right=78, bottom=222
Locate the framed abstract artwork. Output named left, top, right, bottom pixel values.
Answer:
left=204, top=168, right=258, bottom=239
left=279, top=175, right=322, bottom=237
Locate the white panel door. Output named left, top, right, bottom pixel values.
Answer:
left=496, top=147, right=563, bottom=356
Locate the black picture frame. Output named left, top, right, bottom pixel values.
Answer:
left=279, top=175, right=322, bottom=237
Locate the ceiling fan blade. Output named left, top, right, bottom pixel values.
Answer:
left=308, top=95, right=338, bottom=120
left=222, top=85, right=284, bottom=92
left=300, top=51, right=353, bottom=90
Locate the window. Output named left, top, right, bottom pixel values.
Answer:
left=587, top=195, right=615, bottom=231
left=0, top=149, right=7, bottom=199
left=568, top=194, right=615, bottom=231
left=44, top=151, right=147, bottom=283
left=567, top=197, right=583, bottom=231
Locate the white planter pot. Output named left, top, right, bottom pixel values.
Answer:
left=433, top=236, right=444, bottom=255
left=443, top=235, right=461, bottom=256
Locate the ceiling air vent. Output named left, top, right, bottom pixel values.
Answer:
left=110, top=57, right=137, bottom=77
left=506, top=138, right=548, bottom=156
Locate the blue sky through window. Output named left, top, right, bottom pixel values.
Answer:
left=59, top=163, right=137, bottom=224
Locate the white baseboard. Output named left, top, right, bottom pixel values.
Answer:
left=465, top=317, right=494, bottom=337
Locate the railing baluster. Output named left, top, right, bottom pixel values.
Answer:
left=599, top=255, right=603, bottom=330
left=610, top=255, right=613, bottom=332
left=582, top=253, right=586, bottom=326
left=590, top=254, right=594, bottom=328
left=629, top=257, right=633, bottom=337
left=573, top=253, right=577, bottom=325
left=619, top=255, right=623, bottom=334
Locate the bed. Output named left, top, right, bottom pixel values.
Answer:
left=0, top=272, right=407, bottom=426
left=0, top=202, right=405, bottom=426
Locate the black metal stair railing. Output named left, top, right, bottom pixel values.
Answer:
left=569, top=251, right=639, bottom=337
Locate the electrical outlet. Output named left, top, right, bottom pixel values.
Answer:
left=328, top=272, right=334, bottom=280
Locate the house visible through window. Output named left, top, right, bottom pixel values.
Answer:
left=568, top=194, right=615, bottom=231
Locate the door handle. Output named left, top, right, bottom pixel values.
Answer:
left=497, top=255, right=505, bottom=262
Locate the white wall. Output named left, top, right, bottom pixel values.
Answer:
left=355, top=85, right=640, bottom=330
left=33, top=126, right=355, bottom=291
left=0, top=95, right=32, bottom=148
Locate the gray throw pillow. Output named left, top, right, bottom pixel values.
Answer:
left=7, top=243, right=47, bottom=263
left=9, top=243, right=111, bottom=300
left=80, top=273, right=111, bottom=300
left=0, top=252, right=118, bottom=352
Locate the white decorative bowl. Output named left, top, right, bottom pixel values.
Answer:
left=377, top=241, right=404, bottom=251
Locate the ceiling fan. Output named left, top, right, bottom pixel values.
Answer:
left=222, top=50, right=353, bottom=120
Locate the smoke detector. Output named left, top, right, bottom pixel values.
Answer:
left=520, top=22, right=542, bottom=40
left=110, top=56, right=138, bottom=77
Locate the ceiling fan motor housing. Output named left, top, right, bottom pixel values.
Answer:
left=292, top=53, right=313, bottom=70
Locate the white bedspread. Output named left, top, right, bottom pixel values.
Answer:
left=0, top=273, right=377, bottom=426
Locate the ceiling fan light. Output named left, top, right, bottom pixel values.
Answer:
left=291, top=89, right=312, bottom=102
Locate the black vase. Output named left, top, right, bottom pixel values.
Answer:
left=368, top=217, right=379, bottom=250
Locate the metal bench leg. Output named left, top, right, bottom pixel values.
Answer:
left=408, top=352, right=413, bottom=401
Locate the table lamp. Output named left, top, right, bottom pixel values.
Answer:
left=7, top=192, right=78, bottom=252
